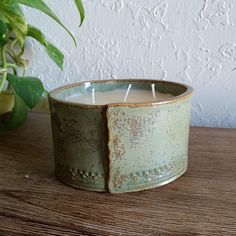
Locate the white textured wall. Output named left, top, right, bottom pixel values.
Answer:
left=24, top=0, right=236, bottom=128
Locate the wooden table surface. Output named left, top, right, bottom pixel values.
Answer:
left=0, top=113, right=235, bottom=236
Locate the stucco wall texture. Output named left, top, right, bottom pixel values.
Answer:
left=24, top=0, right=236, bottom=128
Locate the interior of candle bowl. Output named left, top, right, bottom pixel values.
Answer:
left=49, top=79, right=193, bottom=106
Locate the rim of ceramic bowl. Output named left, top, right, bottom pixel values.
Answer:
left=49, top=79, right=193, bottom=108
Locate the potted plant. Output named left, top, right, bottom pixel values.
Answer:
left=0, top=0, right=84, bottom=130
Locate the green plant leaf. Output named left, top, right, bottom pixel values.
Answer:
left=0, top=18, right=7, bottom=36
left=27, top=24, right=47, bottom=46
left=0, top=94, right=28, bottom=131
left=46, top=42, right=64, bottom=70
left=74, top=0, right=85, bottom=26
left=27, top=25, right=64, bottom=69
left=0, top=0, right=27, bottom=47
left=7, top=74, right=44, bottom=109
left=0, top=35, right=8, bottom=47
left=0, top=17, right=8, bottom=47
left=14, top=0, right=77, bottom=45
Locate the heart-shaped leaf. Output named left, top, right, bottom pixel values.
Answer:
left=7, top=74, right=44, bottom=109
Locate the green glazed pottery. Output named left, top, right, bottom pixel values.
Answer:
left=49, top=79, right=193, bottom=193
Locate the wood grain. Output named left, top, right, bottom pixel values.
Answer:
left=0, top=113, right=235, bottom=236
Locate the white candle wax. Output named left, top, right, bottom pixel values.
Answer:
left=66, top=88, right=174, bottom=105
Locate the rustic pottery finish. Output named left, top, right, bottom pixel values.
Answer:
left=49, top=79, right=193, bottom=193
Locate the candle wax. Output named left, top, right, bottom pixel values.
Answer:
left=66, top=89, right=174, bottom=105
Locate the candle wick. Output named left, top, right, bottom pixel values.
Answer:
left=151, top=84, right=156, bottom=100
left=92, top=88, right=95, bottom=105
left=124, top=84, right=132, bottom=103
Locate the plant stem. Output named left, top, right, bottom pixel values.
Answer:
left=22, top=66, right=26, bottom=77
left=0, top=45, right=7, bottom=92
left=7, top=64, right=18, bottom=75
left=6, top=63, right=17, bottom=70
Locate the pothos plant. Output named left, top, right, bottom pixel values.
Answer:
left=0, top=0, right=84, bottom=130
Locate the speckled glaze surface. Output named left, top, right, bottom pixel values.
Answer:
left=49, top=79, right=193, bottom=193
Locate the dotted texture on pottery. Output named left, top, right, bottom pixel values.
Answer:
left=107, top=99, right=191, bottom=193
left=24, top=0, right=236, bottom=128
left=50, top=102, right=106, bottom=191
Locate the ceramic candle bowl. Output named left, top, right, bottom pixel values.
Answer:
left=49, top=79, right=193, bottom=193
